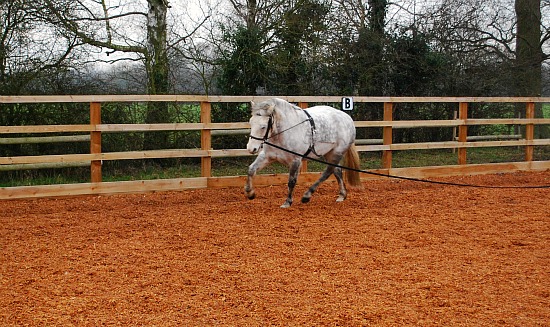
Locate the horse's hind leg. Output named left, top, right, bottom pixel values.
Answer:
left=281, top=158, right=302, bottom=208
left=302, top=152, right=347, bottom=204
left=302, top=149, right=348, bottom=204
left=301, top=164, right=335, bottom=203
left=333, top=166, right=347, bottom=202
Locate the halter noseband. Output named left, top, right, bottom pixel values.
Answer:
left=249, top=114, right=274, bottom=143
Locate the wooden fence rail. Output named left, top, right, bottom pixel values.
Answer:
left=1, top=95, right=550, bottom=199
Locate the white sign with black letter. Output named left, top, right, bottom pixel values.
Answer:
left=341, top=97, right=353, bottom=111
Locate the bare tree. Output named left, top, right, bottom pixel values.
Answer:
left=42, top=0, right=211, bottom=94
left=0, top=0, right=83, bottom=95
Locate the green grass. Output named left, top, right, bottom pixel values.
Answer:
left=0, top=168, right=89, bottom=187
left=392, top=147, right=526, bottom=168
left=393, top=150, right=457, bottom=168
left=103, top=164, right=203, bottom=182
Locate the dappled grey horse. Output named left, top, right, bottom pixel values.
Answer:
left=245, top=98, right=362, bottom=208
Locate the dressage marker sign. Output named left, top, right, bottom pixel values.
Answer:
left=341, top=97, right=354, bottom=111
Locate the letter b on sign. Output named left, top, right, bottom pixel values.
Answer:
left=342, top=97, right=353, bottom=111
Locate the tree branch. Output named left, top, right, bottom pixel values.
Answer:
left=43, top=0, right=146, bottom=55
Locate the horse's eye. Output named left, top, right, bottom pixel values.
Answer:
left=261, top=126, right=266, bottom=130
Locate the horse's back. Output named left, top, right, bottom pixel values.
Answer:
left=306, top=105, right=356, bottom=144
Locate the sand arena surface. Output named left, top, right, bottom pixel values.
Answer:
left=1, top=171, right=549, bottom=326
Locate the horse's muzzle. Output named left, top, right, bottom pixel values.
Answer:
left=248, top=144, right=263, bottom=154
left=246, top=139, right=262, bottom=154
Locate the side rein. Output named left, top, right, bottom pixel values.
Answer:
left=249, top=111, right=319, bottom=157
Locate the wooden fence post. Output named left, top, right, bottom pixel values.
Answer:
left=525, top=102, right=535, bottom=162
left=382, top=102, right=393, bottom=169
left=90, top=102, right=102, bottom=183
left=452, top=110, right=458, bottom=154
left=458, top=102, right=468, bottom=165
left=298, top=102, right=309, bottom=173
left=200, top=101, right=212, bottom=178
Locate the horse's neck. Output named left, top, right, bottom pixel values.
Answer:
left=279, top=104, right=304, bottom=128
left=274, top=105, right=303, bottom=134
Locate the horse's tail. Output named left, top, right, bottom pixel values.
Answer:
left=343, top=143, right=363, bottom=189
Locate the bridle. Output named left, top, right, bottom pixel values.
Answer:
left=249, top=114, right=274, bottom=144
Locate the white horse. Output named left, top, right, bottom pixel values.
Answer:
left=245, top=98, right=362, bottom=208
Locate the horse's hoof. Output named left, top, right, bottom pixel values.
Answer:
left=336, top=196, right=345, bottom=202
left=280, top=202, right=291, bottom=208
left=301, top=196, right=310, bottom=204
left=246, top=191, right=256, bottom=200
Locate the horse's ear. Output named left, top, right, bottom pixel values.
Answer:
left=250, top=101, right=258, bottom=113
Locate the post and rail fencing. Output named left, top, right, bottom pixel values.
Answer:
left=1, top=95, right=549, bottom=199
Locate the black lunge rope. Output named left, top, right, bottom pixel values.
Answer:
left=262, top=140, right=550, bottom=190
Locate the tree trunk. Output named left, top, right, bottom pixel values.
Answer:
left=246, top=0, right=257, bottom=29
left=368, top=0, right=387, bottom=36
left=145, top=0, right=171, bottom=151
left=146, top=0, right=169, bottom=95
left=515, top=0, right=547, bottom=138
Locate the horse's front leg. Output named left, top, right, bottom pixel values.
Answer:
left=281, top=158, right=302, bottom=208
left=245, top=152, right=271, bottom=200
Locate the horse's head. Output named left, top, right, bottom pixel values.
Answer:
left=247, top=100, right=275, bottom=154
left=250, top=99, right=275, bottom=116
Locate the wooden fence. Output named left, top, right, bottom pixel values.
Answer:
left=1, top=95, right=550, bottom=199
